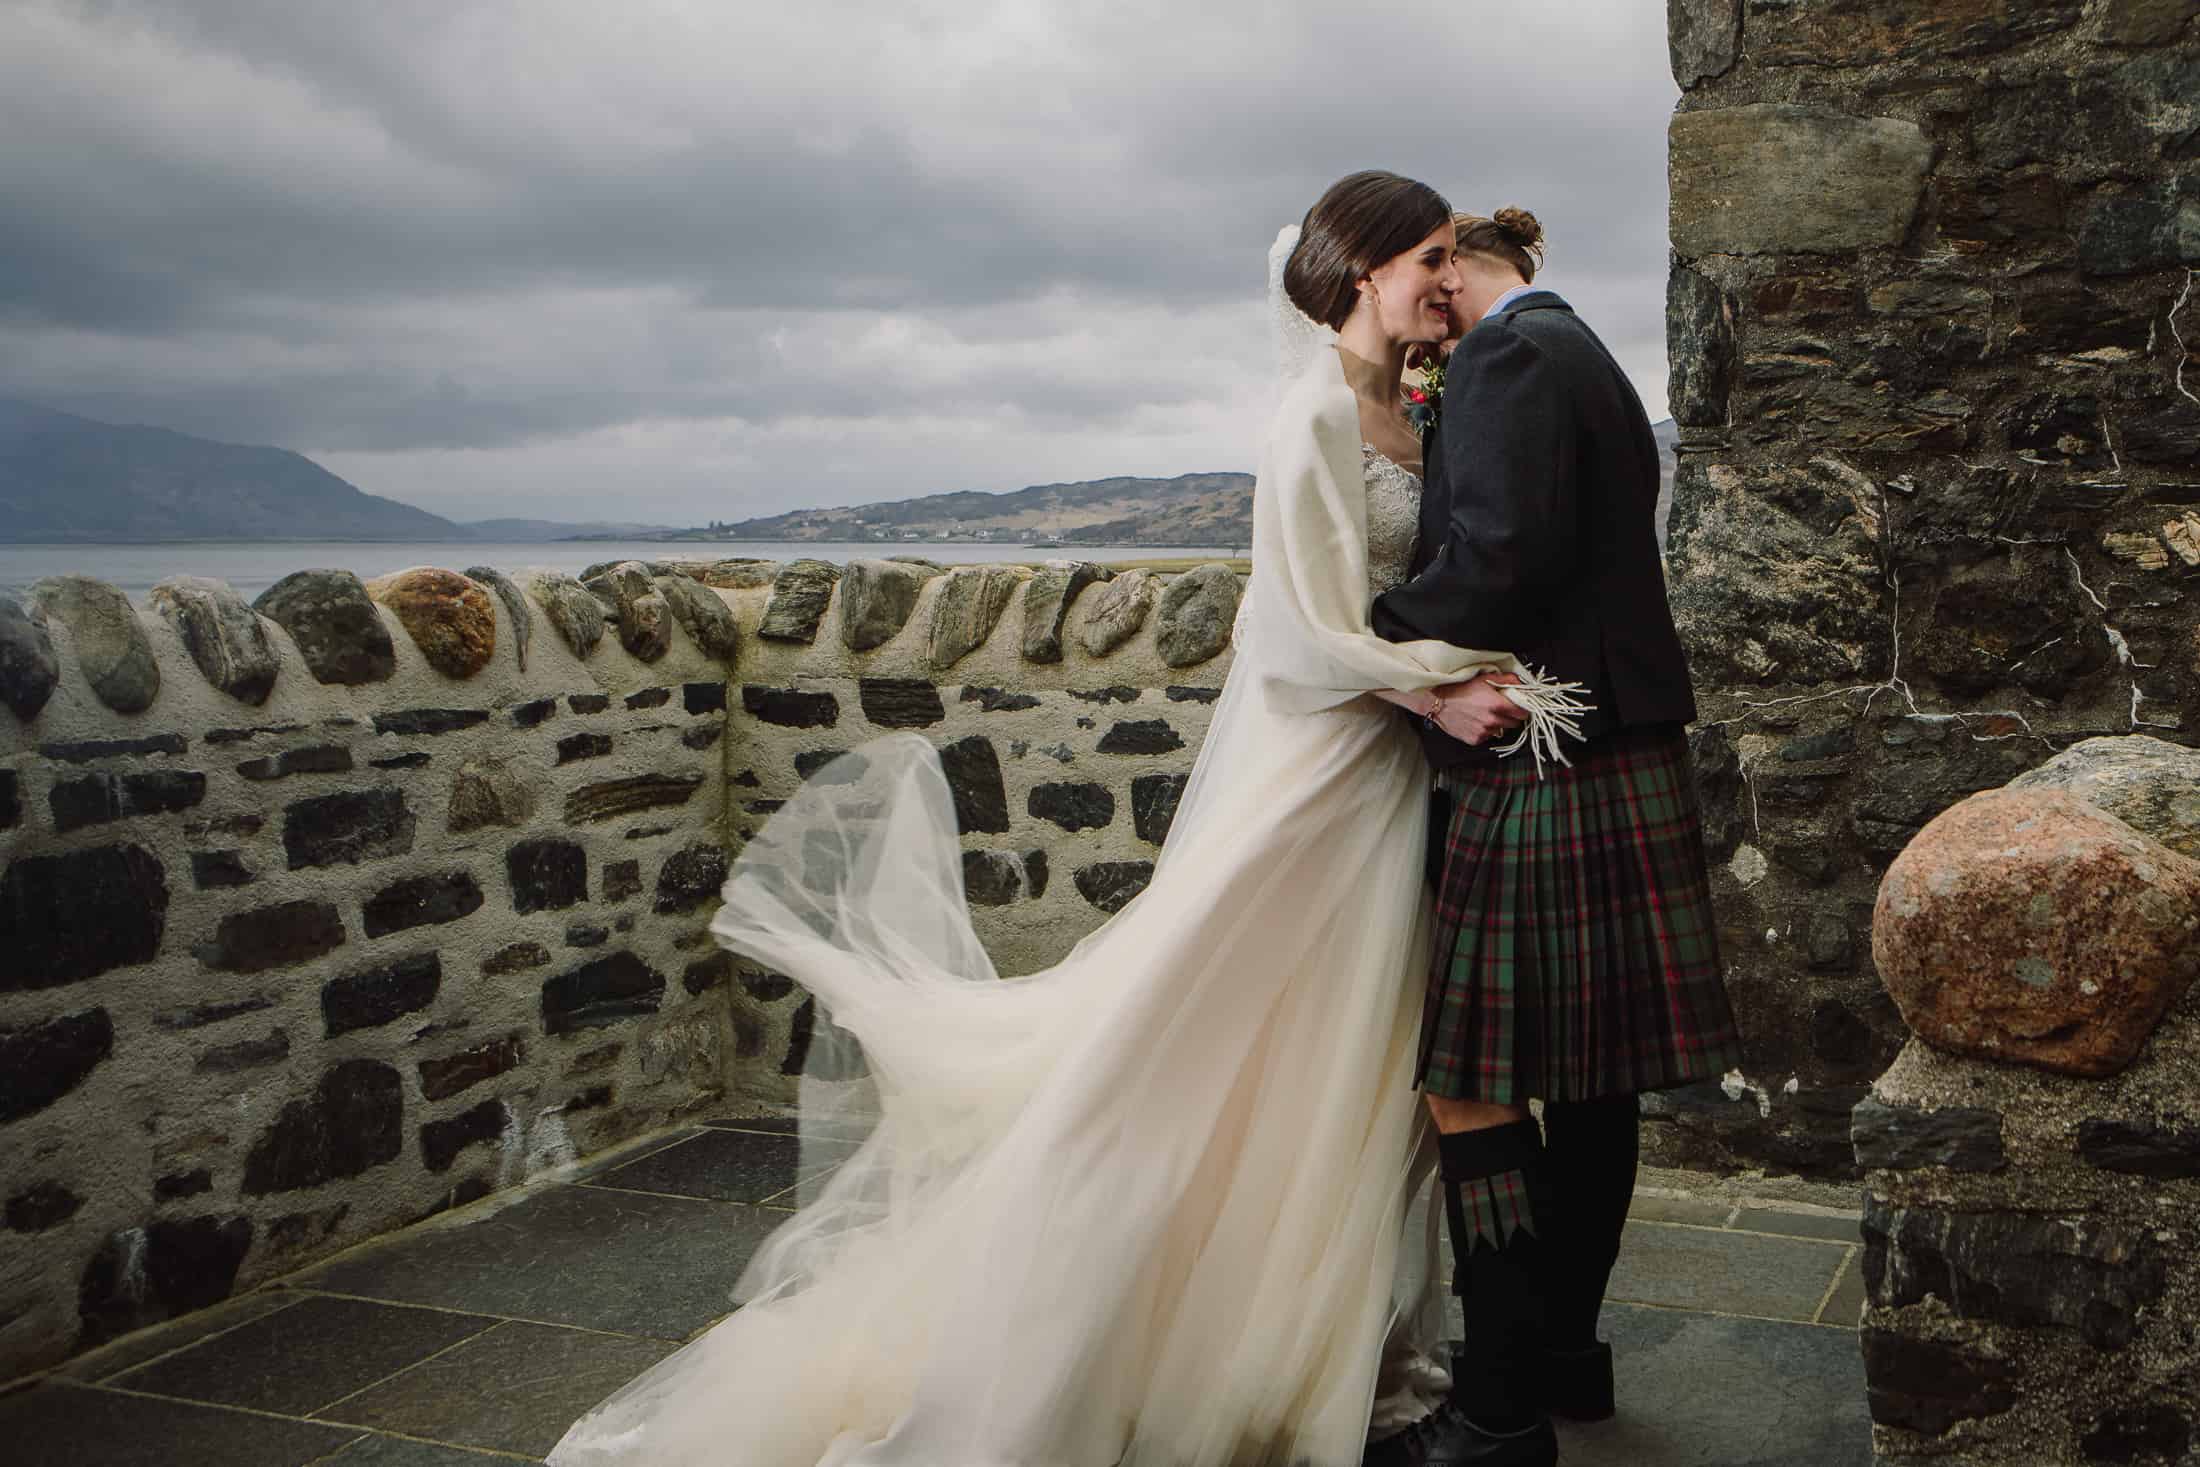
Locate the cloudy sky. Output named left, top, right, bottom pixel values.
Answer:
left=0, top=0, right=1679, bottom=526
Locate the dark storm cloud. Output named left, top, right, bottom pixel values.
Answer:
left=0, top=0, right=1679, bottom=521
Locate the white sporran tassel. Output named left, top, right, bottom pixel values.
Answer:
left=1491, top=666, right=1595, bottom=779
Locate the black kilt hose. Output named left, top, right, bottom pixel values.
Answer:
left=1416, top=724, right=1743, bottom=1104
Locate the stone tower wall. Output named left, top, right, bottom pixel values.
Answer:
left=1658, top=0, right=2200, bottom=1174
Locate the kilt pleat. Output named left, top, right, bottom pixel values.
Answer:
left=1417, top=725, right=1742, bottom=1104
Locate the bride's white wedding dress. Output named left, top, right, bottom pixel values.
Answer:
left=547, top=235, right=1570, bottom=1467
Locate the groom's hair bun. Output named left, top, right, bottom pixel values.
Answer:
left=1456, top=207, right=1546, bottom=282
left=1285, top=171, right=1452, bottom=331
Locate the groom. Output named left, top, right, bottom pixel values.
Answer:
left=1368, top=212, right=1740, bottom=1467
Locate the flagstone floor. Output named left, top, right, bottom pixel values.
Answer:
left=3, top=1116, right=1872, bottom=1466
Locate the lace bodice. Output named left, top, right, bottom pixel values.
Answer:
left=1362, top=443, right=1423, bottom=597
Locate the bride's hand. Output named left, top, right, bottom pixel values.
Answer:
left=1429, top=675, right=1528, bottom=746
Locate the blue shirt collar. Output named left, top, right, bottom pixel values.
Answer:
left=1482, top=283, right=1550, bottom=320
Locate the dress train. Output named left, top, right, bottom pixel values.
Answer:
left=548, top=666, right=1448, bottom=1465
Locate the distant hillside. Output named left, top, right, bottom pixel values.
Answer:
left=0, top=399, right=460, bottom=543
left=460, top=518, right=679, bottom=543
left=662, top=471, right=1259, bottom=548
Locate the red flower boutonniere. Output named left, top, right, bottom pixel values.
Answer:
left=1404, top=358, right=1445, bottom=442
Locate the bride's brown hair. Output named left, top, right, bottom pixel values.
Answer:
left=1454, top=206, right=1545, bottom=282
left=1284, top=171, right=1453, bottom=331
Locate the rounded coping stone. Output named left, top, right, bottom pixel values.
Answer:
left=463, top=565, right=535, bottom=672
left=1154, top=564, right=1242, bottom=668
left=365, top=568, right=498, bottom=679
left=582, top=561, right=671, bottom=662
left=0, top=590, right=59, bottom=721
left=149, top=575, right=279, bottom=706
left=251, top=568, right=396, bottom=687
left=28, top=575, right=158, bottom=713
left=654, top=574, right=740, bottom=661
left=622, top=590, right=672, bottom=662
left=1078, top=568, right=1159, bottom=658
left=757, top=559, right=840, bottom=643
left=521, top=569, right=607, bottom=657
left=839, top=559, right=939, bottom=653
left=1021, top=561, right=1114, bottom=664
left=928, top=565, right=1024, bottom=670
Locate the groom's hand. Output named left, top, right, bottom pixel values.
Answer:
left=1430, top=675, right=1527, bottom=747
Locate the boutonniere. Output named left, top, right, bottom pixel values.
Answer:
left=1403, top=356, right=1445, bottom=442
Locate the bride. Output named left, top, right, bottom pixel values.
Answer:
left=548, top=171, right=1581, bottom=1467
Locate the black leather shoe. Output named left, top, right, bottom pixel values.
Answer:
left=1364, top=1409, right=1446, bottom=1467
left=1413, top=1406, right=1559, bottom=1467
left=1540, top=1340, right=1614, bottom=1422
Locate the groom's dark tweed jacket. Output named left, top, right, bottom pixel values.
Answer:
left=1371, top=290, right=1695, bottom=771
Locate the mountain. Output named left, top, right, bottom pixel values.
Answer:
left=0, top=399, right=461, bottom=543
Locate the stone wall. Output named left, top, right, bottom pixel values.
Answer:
left=1658, top=0, right=2200, bottom=1176
left=0, top=551, right=1239, bottom=1380
left=0, top=562, right=740, bottom=1382
left=1854, top=736, right=2200, bottom=1463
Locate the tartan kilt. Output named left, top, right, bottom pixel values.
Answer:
left=1417, top=724, right=1742, bottom=1103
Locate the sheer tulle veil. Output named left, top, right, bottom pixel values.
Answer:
left=1267, top=222, right=1334, bottom=388
left=738, top=219, right=1402, bottom=1228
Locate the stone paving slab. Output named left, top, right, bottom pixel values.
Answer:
left=319, top=1320, right=675, bottom=1459
left=701, top=1114, right=800, bottom=1134
left=556, top=1124, right=707, bottom=1181
left=704, top=1113, right=881, bottom=1146
left=53, top=1289, right=304, bottom=1383
left=1606, top=1219, right=1850, bottom=1323
left=317, top=1438, right=523, bottom=1465
left=1820, top=1251, right=1869, bottom=1329
left=1731, top=1204, right=1866, bottom=1245
left=1627, top=1194, right=1735, bottom=1228
left=111, top=1294, right=499, bottom=1416
left=291, top=1182, right=775, bottom=1340
left=584, top=1125, right=851, bottom=1205
left=0, top=1378, right=366, bottom=1467
left=1559, top=1303, right=1871, bottom=1467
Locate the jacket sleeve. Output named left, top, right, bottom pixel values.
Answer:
left=1371, top=324, right=1577, bottom=652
